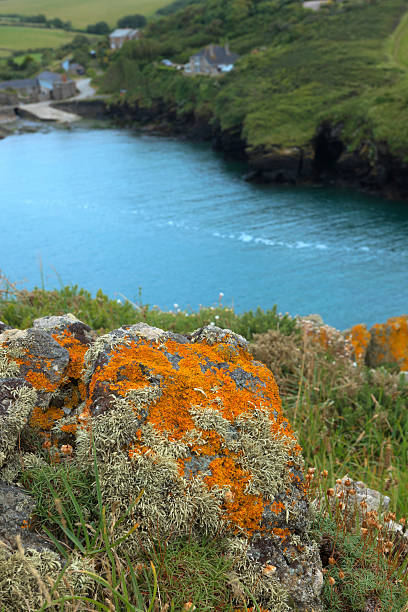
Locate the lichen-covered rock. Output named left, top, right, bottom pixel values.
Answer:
left=0, top=317, right=95, bottom=450
left=367, top=315, right=408, bottom=369
left=78, top=323, right=322, bottom=611
left=0, top=328, right=69, bottom=405
left=0, top=378, right=36, bottom=467
left=33, top=314, right=94, bottom=381
left=345, top=323, right=371, bottom=364
left=298, top=316, right=354, bottom=360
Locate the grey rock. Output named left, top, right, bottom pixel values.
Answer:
left=0, top=481, right=53, bottom=552
left=335, top=475, right=390, bottom=514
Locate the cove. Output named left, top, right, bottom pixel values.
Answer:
left=1, top=125, right=407, bottom=330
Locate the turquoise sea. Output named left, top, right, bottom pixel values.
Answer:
left=1, top=126, right=407, bottom=330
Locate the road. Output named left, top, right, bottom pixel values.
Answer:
left=19, top=77, right=96, bottom=123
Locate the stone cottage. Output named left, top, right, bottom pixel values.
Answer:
left=187, top=44, right=239, bottom=75
left=109, top=28, right=142, bottom=50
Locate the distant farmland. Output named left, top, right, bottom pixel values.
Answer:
left=0, top=26, right=80, bottom=52
left=0, top=0, right=171, bottom=29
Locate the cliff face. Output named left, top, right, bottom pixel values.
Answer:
left=61, top=98, right=408, bottom=201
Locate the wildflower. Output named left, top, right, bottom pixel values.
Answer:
left=384, top=541, right=393, bottom=554
left=210, top=322, right=215, bottom=326
left=328, top=577, right=336, bottom=586
left=183, top=603, right=196, bottom=611
left=42, top=439, right=52, bottom=449
left=219, top=292, right=224, bottom=298
left=338, top=570, right=345, bottom=579
left=327, top=488, right=335, bottom=497
left=344, top=479, right=352, bottom=487
left=215, top=315, right=220, bottom=320
left=262, top=564, right=276, bottom=575
left=361, top=528, right=368, bottom=536
left=60, top=444, right=73, bottom=455
left=328, top=557, right=336, bottom=565
left=349, top=489, right=356, bottom=496
left=321, top=470, right=328, bottom=478
left=174, top=303, right=179, bottom=309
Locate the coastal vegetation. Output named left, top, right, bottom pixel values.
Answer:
left=101, top=0, right=408, bottom=165
left=1, top=277, right=408, bottom=609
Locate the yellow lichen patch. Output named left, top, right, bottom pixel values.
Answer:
left=346, top=323, right=371, bottom=364
left=52, top=329, right=88, bottom=381
left=369, top=316, right=408, bottom=369
left=30, top=405, right=64, bottom=431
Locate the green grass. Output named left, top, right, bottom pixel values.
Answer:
left=0, top=25, right=79, bottom=51
left=0, top=0, right=174, bottom=30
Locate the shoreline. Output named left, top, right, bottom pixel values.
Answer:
left=56, top=97, right=408, bottom=203
left=2, top=96, right=408, bottom=203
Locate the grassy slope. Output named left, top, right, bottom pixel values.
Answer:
left=0, top=25, right=81, bottom=51
left=0, top=0, right=173, bottom=29
left=104, top=0, right=408, bottom=159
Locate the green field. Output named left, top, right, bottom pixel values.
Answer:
left=0, top=0, right=172, bottom=29
left=0, top=25, right=79, bottom=51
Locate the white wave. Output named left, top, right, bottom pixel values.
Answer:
left=239, top=232, right=254, bottom=242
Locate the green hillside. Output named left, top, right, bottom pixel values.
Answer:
left=0, top=0, right=171, bottom=29
left=0, top=25, right=80, bottom=51
left=102, top=0, right=408, bottom=163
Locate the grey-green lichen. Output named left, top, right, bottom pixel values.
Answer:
left=0, top=545, right=93, bottom=611
left=0, top=385, right=37, bottom=468
left=0, top=345, right=23, bottom=378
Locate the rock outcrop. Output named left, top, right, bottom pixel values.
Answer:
left=346, top=315, right=408, bottom=370
left=0, top=317, right=323, bottom=611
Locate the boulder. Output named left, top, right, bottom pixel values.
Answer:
left=366, top=315, right=408, bottom=369
left=77, top=323, right=322, bottom=610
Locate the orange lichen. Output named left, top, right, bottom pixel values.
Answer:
left=30, top=405, right=64, bottom=431
left=272, top=527, right=291, bottom=542
left=52, top=329, right=89, bottom=381
left=203, top=455, right=265, bottom=534
left=86, top=335, right=302, bottom=537
left=369, top=316, right=408, bottom=369
left=346, top=323, right=370, bottom=364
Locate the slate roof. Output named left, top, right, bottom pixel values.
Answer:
left=192, top=45, right=239, bottom=66
left=38, top=71, right=62, bottom=84
left=110, top=28, right=139, bottom=38
left=0, top=78, right=38, bottom=90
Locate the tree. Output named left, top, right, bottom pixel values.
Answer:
left=117, top=14, right=147, bottom=29
left=86, top=21, right=110, bottom=35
